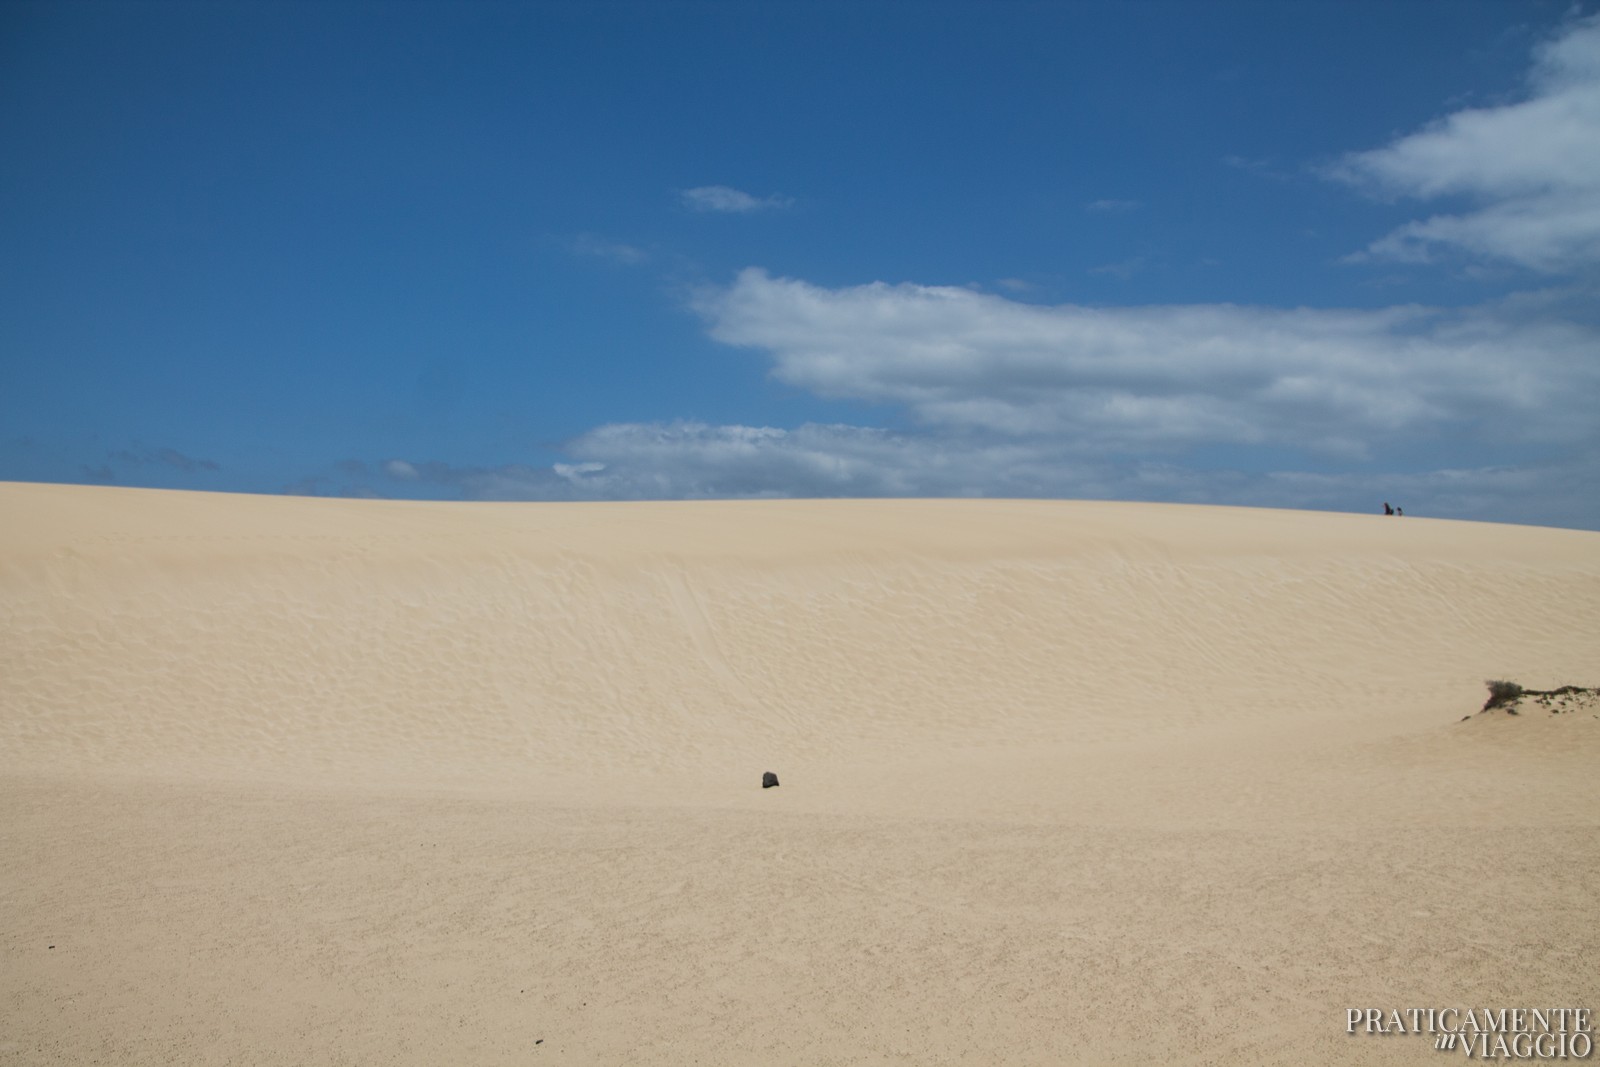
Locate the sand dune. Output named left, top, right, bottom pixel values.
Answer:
left=3, top=482, right=1597, bottom=1064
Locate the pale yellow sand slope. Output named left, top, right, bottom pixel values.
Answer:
left=2, top=482, right=1597, bottom=1064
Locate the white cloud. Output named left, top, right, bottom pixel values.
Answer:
left=1087, top=198, right=1140, bottom=212
left=1223, top=154, right=1289, bottom=181
left=1089, top=257, right=1145, bottom=280
left=379, top=267, right=1597, bottom=526
left=571, top=233, right=648, bottom=265
left=358, top=263, right=1597, bottom=525
left=1332, top=14, right=1600, bottom=271
left=693, top=268, right=1600, bottom=459
left=680, top=185, right=794, bottom=214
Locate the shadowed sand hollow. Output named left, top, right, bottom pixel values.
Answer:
left=3, top=482, right=1598, bottom=1064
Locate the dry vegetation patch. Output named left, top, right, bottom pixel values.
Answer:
left=1470, top=679, right=1600, bottom=719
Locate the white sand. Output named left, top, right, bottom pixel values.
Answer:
left=3, top=482, right=1597, bottom=1064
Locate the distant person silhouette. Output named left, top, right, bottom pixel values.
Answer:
left=1396, top=507, right=1403, bottom=517
left=1384, top=502, right=1393, bottom=515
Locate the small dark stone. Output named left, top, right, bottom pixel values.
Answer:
left=762, top=771, right=779, bottom=789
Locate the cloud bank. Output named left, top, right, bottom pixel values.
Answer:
left=373, top=421, right=1600, bottom=531
left=1332, top=13, right=1600, bottom=271
left=698, top=270, right=1597, bottom=458
left=463, top=249, right=1594, bottom=522
left=370, top=263, right=1597, bottom=524
left=362, top=16, right=1600, bottom=528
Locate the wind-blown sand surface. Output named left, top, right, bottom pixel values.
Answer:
left=3, top=482, right=1597, bottom=1065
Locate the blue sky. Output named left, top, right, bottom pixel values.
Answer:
left=4, top=1, right=1599, bottom=527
